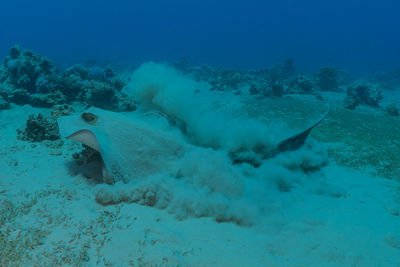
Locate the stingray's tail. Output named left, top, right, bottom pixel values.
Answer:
left=276, top=107, right=330, bottom=153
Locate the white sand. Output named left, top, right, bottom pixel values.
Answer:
left=1, top=101, right=399, bottom=267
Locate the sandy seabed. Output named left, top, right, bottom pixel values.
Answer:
left=1, top=92, right=400, bottom=267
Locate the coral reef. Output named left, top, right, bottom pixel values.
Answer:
left=249, top=84, right=260, bottom=95
left=199, top=67, right=250, bottom=91
left=0, top=46, right=131, bottom=111
left=247, top=82, right=271, bottom=97
left=318, top=67, right=339, bottom=91
left=344, top=83, right=383, bottom=109
left=116, top=94, right=137, bottom=111
left=175, top=61, right=262, bottom=92
left=0, top=86, right=30, bottom=105
left=50, top=104, right=75, bottom=118
left=59, top=65, right=130, bottom=110
left=0, top=46, right=54, bottom=93
left=269, top=58, right=296, bottom=80
left=18, top=104, right=75, bottom=142
left=30, top=91, right=67, bottom=107
left=17, top=113, right=60, bottom=142
left=175, top=59, right=306, bottom=99
left=343, top=93, right=359, bottom=110
left=384, top=103, right=399, bottom=116
left=0, top=95, right=9, bottom=110
left=372, top=71, right=396, bottom=91
left=78, top=80, right=118, bottom=109
left=0, top=46, right=68, bottom=107
left=246, top=59, right=296, bottom=98
left=370, top=70, right=400, bottom=91
left=287, top=76, right=314, bottom=94
left=269, top=79, right=284, bottom=97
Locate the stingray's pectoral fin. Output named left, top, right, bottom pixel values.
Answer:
left=276, top=109, right=329, bottom=153
left=277, top=127, right=313, bottom=153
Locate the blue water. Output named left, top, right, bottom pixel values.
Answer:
left=1, top=0, right=400, bottom=73
left=2, top=2, right=400, bottom=266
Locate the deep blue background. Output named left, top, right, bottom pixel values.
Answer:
left=0, top=0, right=399, bottom=73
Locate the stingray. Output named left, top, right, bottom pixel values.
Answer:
left=58, top=107, right=187, bottom=184
left=58, top=106, right=328, bottom=184
left=275, top=109, right=329, bottom=154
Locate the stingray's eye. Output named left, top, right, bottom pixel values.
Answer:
left=81, top=112, right=98, bottom=125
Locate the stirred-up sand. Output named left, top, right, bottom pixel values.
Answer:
left=1, top=64, right=399, bottom=266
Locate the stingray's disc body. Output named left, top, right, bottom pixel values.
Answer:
left=58, top=107, right=187, bottom=184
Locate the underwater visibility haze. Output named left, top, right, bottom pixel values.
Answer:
left=0, top=0, right=400, bottom=266
left=1, top=0, right=400, bottom=72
